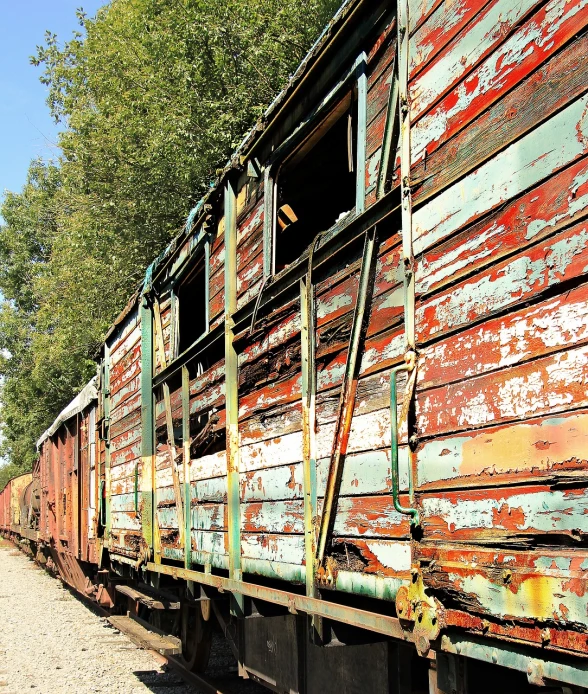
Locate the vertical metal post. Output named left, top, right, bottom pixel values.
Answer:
left=163, top=382, right=185, bottom=549
left=225, top=177, right=244, bottom=617
left=300, top=275, right=321, bottom=639
left=103, top=343, right=112, bottom=542
left=377, top=65, right=398, bottom=199
left=355, top=52, right=368, bottom=215
left=316, top=227, right=378, bottom=568
left=182, top=365, right=192, bottom=569
left=263, top=166, right=275, bottom=278
left=140, top=297, right=155, bottom=559
left=170, top=288, right=179, bottom=360
left=204, top=235, right=211, bottom=333
left=398, top=0, right=415, bottom=352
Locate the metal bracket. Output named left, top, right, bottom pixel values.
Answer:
left=315, top=226, right=378, bottom=571
left=396, top=568, right=444, bottom=657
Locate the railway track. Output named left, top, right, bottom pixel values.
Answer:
left=2, top=539, right=265, bottom=694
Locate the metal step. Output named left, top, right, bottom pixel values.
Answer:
left=108, top=615, right=182, bottom=655
left=115, top=583, right=180, bottom=610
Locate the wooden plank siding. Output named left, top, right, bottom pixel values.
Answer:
left=407, top=0, right=588, bottom=637
left=85, top=0, right=588, bottom=655
left=107, top=305, right=143, bottom=557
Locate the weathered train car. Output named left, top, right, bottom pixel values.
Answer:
left=4, top=0, right=588, bottom=690
left=35, top=379, right=102, bottom=596
left=87, top=0, right=588, bottom=689
left=0, top=472, right=32, bottom=539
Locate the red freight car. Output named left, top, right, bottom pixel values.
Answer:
left=3, top=0, right=588, bottom=691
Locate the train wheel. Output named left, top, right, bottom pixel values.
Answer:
left=180, top=600, right=212, bottom=672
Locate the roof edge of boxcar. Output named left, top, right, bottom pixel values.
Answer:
left=102, top=0, right=364, bottom=345
left=36, top=376, right=98, bottom=450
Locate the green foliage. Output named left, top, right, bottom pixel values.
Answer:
left=0, top=0, right=340, bottom=472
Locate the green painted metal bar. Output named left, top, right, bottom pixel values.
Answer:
left=103, top=343, right=112, bottom=540
left=224, top=177, right=245, bottom=617
left=376, top=64, right=398, bottom=199
left=146, top=561, right=409, bottom=643
left=390, top=365, right=419, bottom=526
left=316, top=226, right=378, bottom=568
left=262, top=166, right=275, bottom=278
left=182, top=365, right=191, bottom=570
left=397, top=0, right=415, bottom=353
left=355, top=52, right=367, bottom=215
left=300, top=275, right=318, bottom=595
left=441, top=634, right=588, bottom=688
left=300, top=271, right=322, bottom=641
left=140, top=296, right=155, bottom=558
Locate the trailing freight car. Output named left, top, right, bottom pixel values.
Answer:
left=0, top=472, right=33, bottom=541
left=2, top=0, right=588, bottom=690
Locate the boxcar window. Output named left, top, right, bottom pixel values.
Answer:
left=177, top=258, right=207, bottom=354
left=274, top=92, right=357, bottom=272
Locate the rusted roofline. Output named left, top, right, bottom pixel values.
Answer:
left=102, top=0, right=368, bottom=346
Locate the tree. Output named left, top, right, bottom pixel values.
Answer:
left=0, top=0, right=341, bottom=471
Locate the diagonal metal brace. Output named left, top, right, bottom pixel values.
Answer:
left=315, top=226, right=378, bottom=570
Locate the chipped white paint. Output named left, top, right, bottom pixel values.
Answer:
left=412, top=0, right=588, bottom=161
left=422, top=488, right=588, bottom=533
left=417, top=412, right=588, bottom=486
left=364, top=539, right=411, bottom=570
left=410, top=0, right=538, bottom=120
left=413, top=93, right=588, bottom=255
left=239, top=407, right=406, bottom=473
left=419, top=343, right=588, bottom=433
left=417, top=226, right=588, bottom=338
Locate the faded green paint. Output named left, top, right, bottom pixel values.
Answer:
left=441, top=634, right=588, bottom=688
left=224, top=177, right=244, bottom=617
left=390, top=365, right=419, bottom=525
left=182, top=365, right=191, bottom=569
left=140, top=296, right=155, bottom=557
left=103, top=343, right=112, bottom=540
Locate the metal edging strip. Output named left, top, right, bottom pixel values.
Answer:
left=182, top=365, right=191, bottom=570
left=224, top=177, right=245, bottom=617
left=315, top=226, right=378, bottom=567
left=146, top=561, right=408, bottom=642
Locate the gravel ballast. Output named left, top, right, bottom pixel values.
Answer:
left=0, top=542, right=227, bottom=693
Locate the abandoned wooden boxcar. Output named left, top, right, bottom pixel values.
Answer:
left=2, top=0, right=588, bottom=690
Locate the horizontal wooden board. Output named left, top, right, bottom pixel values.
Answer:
left=410, top=0, right=539, bottom=120
left=419, top=282, right=588, bottom=389
left=409, top=0, right=491, bottom=79
left=416, top=155, right=588, bottom=297
left=413, top=92, right=588, bottom=256
left=412, top=0, right=588, bottom=165
left=417, top=410, right=588, bottom=489
left=412, top=30, right=588, bottom=206
left=418, top=342, right=588, bottom=437
left=417, top=220, right=588, bottom=343
left=421, top=484, right=588, bottom=542
left=419, top=545, right=588, bottom=629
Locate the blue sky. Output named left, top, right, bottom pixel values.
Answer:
left=0, top=1, right=106, bottom=200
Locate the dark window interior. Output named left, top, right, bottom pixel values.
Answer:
left=177, top=261, right=207, bottom=354
left=275, top=92, right=357, bottom=272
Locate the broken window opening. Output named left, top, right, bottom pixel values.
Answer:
left=274, top=91, right=358, bottom=273
left=176, top=258, right=208, bottom=355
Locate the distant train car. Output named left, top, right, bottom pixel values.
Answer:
left=34, top=379, right=104, bottom=599
left=3, top=0, right=588, bottom=691
left=0, top=472, right=32, bottom=540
